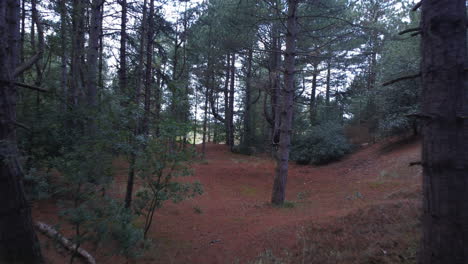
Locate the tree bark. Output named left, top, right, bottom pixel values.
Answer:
left=309, top=62, right=318, bottom=123
left=86, top=0, right=103, bottom=108
left=70, top=0, right=85, bottom=107
left=271, top=20, right=282, bottom=146
left=325, top=58, right=331, bottom=106
left=228, top=53, right=236, bottom=149
left=125, top=0, right=147, bottom=209
left=418, top=1, right=468, bottom=263
left=19, top=0, right=25, bottom=83
left=224, top=54, right=231, bottom=145
left=142, top=0, right=155, bottom=136
left=271, top=0, right=298, bottom=205
left=60, top=0, right=68, bottom=112
left=0, top=0, right=44, bottom=262
left=34, top=222, right=95, bottom=264
left=242, top=48, right=254, bottom=149
left=202, top=86, right=209, bottom=158
left=118, top=0, right=127, bottom=98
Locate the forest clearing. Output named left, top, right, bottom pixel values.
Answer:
left=1, top=0, right=466, bottom=263
left=33, top=138, right=422, bottom=263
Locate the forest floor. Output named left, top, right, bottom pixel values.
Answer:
left=33, top=137, right=422, bottom=264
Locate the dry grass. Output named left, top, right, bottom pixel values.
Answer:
left=297, top=200, right=420, bottom=264
left=253, top=199, right=421, bottom=264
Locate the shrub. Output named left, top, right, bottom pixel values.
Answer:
left=291, top=121, right=352, bottom=165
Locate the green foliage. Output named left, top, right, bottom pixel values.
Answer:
left=375, top=20, right=421, bottom=137
left=23, top=168, right=52, bottom=200
left=291, top=121, right=352, bottom=165
left=133, top=125, right=203, bottom=237
left=88, top=198, right=148, bottom=259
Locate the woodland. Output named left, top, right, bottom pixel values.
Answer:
left=0, top=0, right=467, bottom=263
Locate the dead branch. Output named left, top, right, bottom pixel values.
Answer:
left=382, top=73, right=421, bottom=86
left=13, top=120, right=30, bottom=131
left=405, top=113, right=434, bottom=120
left=14, top=82, right=48, bottom=92
left=412, top=1, right=422, bottom=11
left=14, top=53, right=42, bottom=77
left=34, top=221, right=96, bottom=264
left=399, top=27, right=421, bottom=35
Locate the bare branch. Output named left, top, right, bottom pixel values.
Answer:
left=13, top=120, right=30, bottom=131
left=398, top=27, right=421, bottom=35
left=405, top=113, right=434, bottom=120
left=14, top=82, right=48, bottom=92
left=14, top=53, right=42, bottom=77
left=412, top=1, right=422, bottom=12
left=382, top=73, right=421, bottom=86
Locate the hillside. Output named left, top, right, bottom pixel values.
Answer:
left=33, top=137, right=422, bottom=264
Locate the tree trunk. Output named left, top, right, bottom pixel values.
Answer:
left=97, top=4, right=104, bottom=105
left=224, top=54, right=230, bottom=145
left=271, top=0, right=297, bottom=205
left=71, top=0, right=85, bottom=107
left=193, top=86, right=198, bottom=146
left=202, top=86, right=209, bottom=158
left=242, top=48, right=253, bottom=149
left=124, top=0, right=147, bottom=209
left=60, top=0, right=68, bottom=112
left=86, top=0, right=102, bottom=109
left=271, top=20, right=282, bottom=146
left=418, top=1, right=468, bottom=263
left=118, top=0, right=127, bottom=98
left=325, top=58, right=331, bottom=106
left=0, top=1, right=44, bottom=262
left=309, top=62, right=318, bottom=123
left=142, top=0, right=155, bottom=136
left=228, top=53, right=236, bottom=149
left=154, top=66, right=162, bottom=137
left=20, top=0, right=25, bottom=83
left=31, top=0, right=44, bottom=88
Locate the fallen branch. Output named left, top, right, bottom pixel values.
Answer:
left=409, top=161, right=423, bottom=167
left=34, top=221, right=96, bottom=264
left=382, top=73, right=421, bottom=86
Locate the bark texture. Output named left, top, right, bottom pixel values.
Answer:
left=419, top=1, right=468, bottom=263
left=271, top=0, right=297, bottom=205
left=0, top=0, right=44, bottom=262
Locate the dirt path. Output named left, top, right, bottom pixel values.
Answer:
left=33, top=139, right=422, bottom=264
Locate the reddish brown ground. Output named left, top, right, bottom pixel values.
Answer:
left=33, top=137, right=422, bottom=264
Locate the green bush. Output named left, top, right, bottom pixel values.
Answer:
left=291, top=121, right=352, bottom=165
